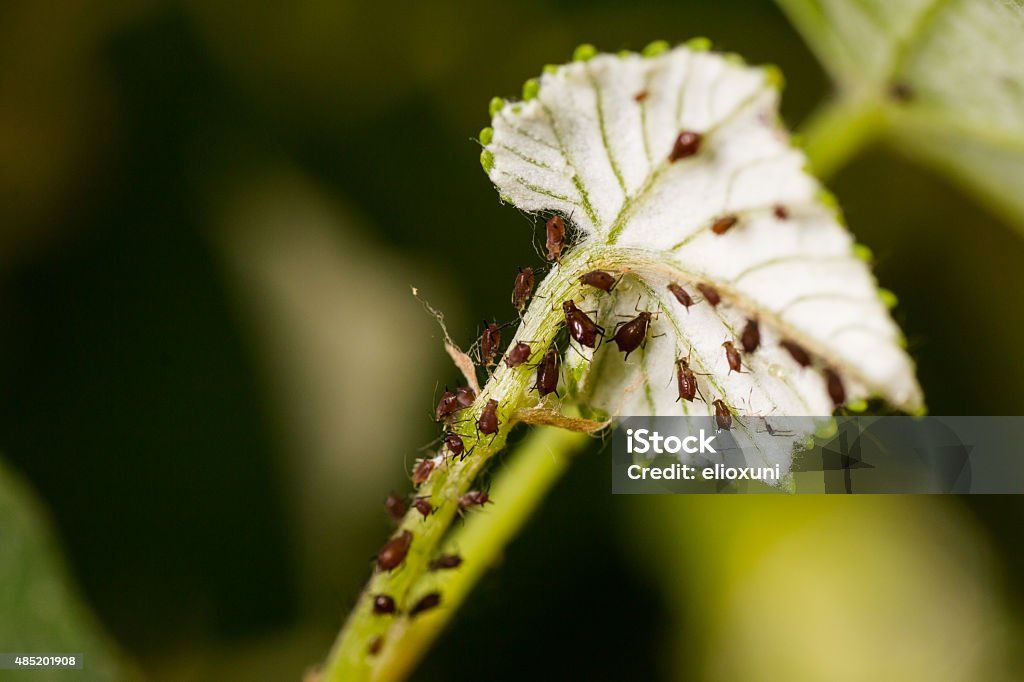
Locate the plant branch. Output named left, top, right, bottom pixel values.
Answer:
left=798, top=93, right=886, bottom=179
left=319, top=248, right=598, bottom=682
left=368, top=422, right=591, bottom=681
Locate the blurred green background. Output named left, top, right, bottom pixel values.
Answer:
left=1, top=1, right=1022, bottom=680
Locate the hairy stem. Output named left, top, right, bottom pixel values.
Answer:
left=799, top=93, right=886, bottom=179
left=370, top=423, right=591, bottom=681
left=320, top=248, right=596, bottom=682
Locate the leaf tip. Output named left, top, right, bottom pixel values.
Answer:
left=815, top=418, right=838, bottom=439
left=573, top=43, right=597, bottom=62
left=522, top=78, right=540, bottom=101
left=763, top=63, right=786, bottom=90
left=480, top=149, right=495, bottom=174
left=478, top=126, right=494, bottom=145
left=488, top=96, right=506, bottom=117
left=543, top=63, right=559, bottom=75
left=685, top=36, right=712, bottom=52
left=852, top=243, right=874, bottom=263
left=846, top=399, right=868, bottom=413
left=878, top=288, right=899, bottom=309
left=642, top=40, right=670, bottom=57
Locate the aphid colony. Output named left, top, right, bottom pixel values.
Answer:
left=369, top=203, right=850, bottom=635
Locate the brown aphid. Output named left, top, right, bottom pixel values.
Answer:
left=722, top=341, right=744, bottom=374
left=504, top=341, right=532, bottom=368
left=434, top=389, right=459, bottom=422
left=669, top=130, right=702, bottom=162
left=377, top=530, right=413, bottom=572
left=711, top=215, right=738, bottom=235
left=740, top=319, right=760, bottom=353
left=480, top=320, right=502, bottom=367
left=512, top=267, right=535, bottom=312
left=780, top=339, right=812, bottom=367
left=443, top=432, right=466, bottom=457
left=409, top=593, right=441, bottom=617
left=477, top=398, right=500, bottom=435
left=411, top=458, right=436, bottom=486
left=430, top=554, right=463, bottom=571
left=562, top=300, right=604, bottom=348
left=580, top=269, right=617, bottom=292
left=458, top=490, right=490, bottom=509
left=455, top=386, right=476, bottom=407
left=372, top=594, right=397, bottom=615
left=697, top=283, right=721, bottom=307
left=545, top=215, right=566, bottom=261
left=675, top=357, right=699, bottom=403
left=667, top=282, right=695, bottom=309
left=413, top=498, right=432, bottom=518
left=384, top=493, right=406, bottom=523
left=613, top=312, right=653, bottom=359
left=713, top=399, right=733, bottom=431
left=535, top=346, right=560, bottom=397
left=824, top=367, right=846, bottom=406
left=634, top=90, right=649, bottom=103
left=368, top=636, right=384, bottom=656
left=773, top=204, right=789, bottom=220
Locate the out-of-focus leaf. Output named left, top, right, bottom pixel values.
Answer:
left=0, top=457, right=125, bottom=681
left=778, top=0, right=1024, bottom=228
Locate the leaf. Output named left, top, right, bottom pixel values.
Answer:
left=481, top=43, right=922, bottom=474
left=778, top=0, right=1024, bottom=227
left=0, top=457, right=126, bottom=681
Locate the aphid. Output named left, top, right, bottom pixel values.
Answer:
left=504, top=341, right=532, bottom=368
left=368, top=636, right=384, bottom=656
left=477, top=399, right=500, bottom=436
left=579, top=270, right=617, bottom=292
left=512, top=267, right=535, bottom=312
left=411, top=458, right=436, bottom=486
left=711, top=215, right=738, bottom=235
left=480, top=320, right=502, bottom=367
left=372, top=594, right=397, bottom=615
left=613, top=312, right=654, bottom=359
left=535, top=346, right=560, bottom=397
left=458, top=490, right=490, bottom=510
left=667, top=282, right=695, bottom=309
left=384, top=493, right=406, bottom=523
left=377, top=530, right=412, bottom=571
left=413, top=498, right=432, bottom=518
left=824, top=367, right=846, bottom=406
left=780, top=340, right=812, bottom=367
left=888, top=82, right=913, bottom=102
left=722, top=341, right=744, bottom=374
left=773, top=204, right=789, bottom=220
left=434, top=389, right=460, bottom=422
left=443, top=432, right=466, bottom=457
left=740, top=319, right=760, bottom=353
left=675, top=357, right=700, bottom=403
left=669, top=130, right=702, bottom=162
left=633, top=90, right=649, bottom=103
left=409, top=592, right=441, bottom=617
left=713, top=399, right=733, bottom=431
left=455, top=386, right=476, bottom=408
left=562, top=300, right=604, bottom=348
left=430, top=554, right=463, bottom=571
left=697, top=283, right=721, bottom=307
left=546, top=215, right=566, bottom=261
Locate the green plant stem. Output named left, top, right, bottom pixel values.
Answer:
left=370, top=423, right=591, bottom=681
left=799, top=94, right=886, bottom=180
left=319, top=248, right=596, bottom=682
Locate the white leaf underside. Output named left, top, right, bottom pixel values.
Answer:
left=483, top=46, right=922, bottom=471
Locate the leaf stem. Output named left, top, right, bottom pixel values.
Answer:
left=369, top=422, right=591, bottom=681
left=799, top=94, right=886, bottom=179
left=319, top=249, right=595, bottom=682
